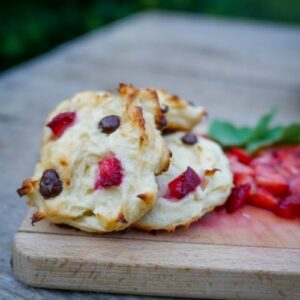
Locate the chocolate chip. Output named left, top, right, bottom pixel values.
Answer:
left=98, top=115, right=120, bottom=134
left=157, top=116, right=168, bottom=131
left=161, top=105, right=169, bottom=113
left=181, top=133, right=198, bottom=145
left=39, top=169, right=62, bottom=199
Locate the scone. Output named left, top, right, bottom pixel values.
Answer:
left=118, top=84, right=206, bottom=132
left=17, top=88, right=171, bottom=233
left=135, top=132, right=233, bottom=231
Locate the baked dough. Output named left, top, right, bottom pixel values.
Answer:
left=135, top=132, right=233, bottom=231
left=18, top=88, right=171, bottom=232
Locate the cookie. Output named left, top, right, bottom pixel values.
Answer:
left=135, top=132, right=233, bottom=231
left=17, top=88, right=171, bottom=232
left=118, top=84, right=206, bottom=132
left=156, top=88, right=206, bottom=131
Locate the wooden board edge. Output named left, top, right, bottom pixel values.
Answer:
left=12, top=232, right=300, bottom=300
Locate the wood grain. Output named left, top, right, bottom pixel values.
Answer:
left=13, top=230, right=300, bottom=300
left=20, top=207, right=300, bottom=249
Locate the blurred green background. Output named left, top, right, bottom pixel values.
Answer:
left=2, top=0, right=300, bottom=72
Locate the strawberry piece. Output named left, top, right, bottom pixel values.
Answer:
left=275, top=195, right=300, bottom=219
left=214, top=204, right=226, bottom=212
left=95, top=155, right=123, bottom=189
left=255, top=173, right=289, bottom=197
left=233, top=173, right=256, bottom=193
left=230, top=147, right=252, bottom=164
left=249, top=188, right=279, bottom=211
left=47, top=112, right=76, bottom=138
left=226, top=184, right=251, bottom=214
left=167, top=167, right=201, bottom=200
left=289, top=175, right=300, bottom=195
left=227, top=154, right=254, bottom=176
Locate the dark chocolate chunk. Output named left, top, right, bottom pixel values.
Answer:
left=98, top=115, right=120, bottom=134
left=39, top=169, right=62, bottom=199
left=181, top=133, right=198, bottom=145
left=161, top=105, right=169, bottom=113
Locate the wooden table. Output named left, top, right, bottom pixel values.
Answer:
left=1, top=12, right=300, bottom=299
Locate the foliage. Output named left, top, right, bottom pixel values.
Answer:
left=209, top=109, right=300, bottom=153
left=1, top=0, right=300, bottom=71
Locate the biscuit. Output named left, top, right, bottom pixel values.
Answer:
left=135, top=132, right=233, bottom=231
left=118, top=84, right=206, bottom=132
left=18, top=88, right=171, bottom=232
left=156, top=89, right=206, bottom=131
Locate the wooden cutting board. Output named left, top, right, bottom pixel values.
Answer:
left=13, top=206, right=300, bottom=299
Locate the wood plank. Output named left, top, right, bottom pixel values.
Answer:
left=13, top=231, right=300, bottom=300
left=20, top=207, right=300, bottom=249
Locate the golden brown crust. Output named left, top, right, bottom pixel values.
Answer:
left=204, top=168, right=220, bottom=177
left=117, top=212, right=128, bottom=224
left=118, top=83, right=166, bottom=130
left=31, top=211, right=45, bottom=225
left=137, top=192, right=155, bottom=205
left=17, top=179, right=37, bottom=197
left=155, top=149, right=172, bottom=176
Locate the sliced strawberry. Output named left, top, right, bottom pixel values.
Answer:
left=225, top=184, right=251, bottom=214
left=233, top=173, right=256, bottom=193
left=251, top=152, right=276, bottom=167
left=230, top=147, right=252, bottom=164
left=275, top=195, right=300, bottom=219
left=227, top=154, right=254, bottom=176
left=249, top=188, right=279, bottom=211
left=95, top=155, right=123, bottom=189
left=167, top=167, right=201, bottom=200
left=47, top=112, right=76, bottom=138
left=289, top=175, right=300, bottom=195
left=214, top=204, right=226, bottom=212
left=255, top=173, right=288, bottom=197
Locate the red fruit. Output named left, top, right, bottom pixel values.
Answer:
left=226, top=184, right=251, bottom=214
left=249, top=188, right=279, bottom=211
left=47, top=112, right=76, bottom=138
left=255, top=173, right=288, bottom=197
left=95, top=155, right=123, bottom=189
left=230, top=147, right=252, bottom=164
left=233, top=173, right=256, bottom=193
left=289, top=175, right=300, bottom=195
left=227, top=154, right=254, bottom=176
left=214, top=204, right=226, bottom=212
left=167, top=167, right=201, bottom=200
left=275, top=195, right=300, bottom=219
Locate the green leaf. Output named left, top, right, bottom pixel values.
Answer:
left=246, top=108, right=277, bottom=143
left=208, top=108, right=300, bottom=153
left=208, top=120, right=252, bottom=146
left=280, top=124, right=300, bottom=144
left=246, top=126, right=284, bottom=153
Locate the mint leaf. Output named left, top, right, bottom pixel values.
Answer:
left=246, top=126, right=284, bottom=153
left=246, top=108, right=276, bottom=143
left=208, top=109, right=300, bottom=153
left=280, top=124, right=300, bottom=144
left=208, top=120, right=252, bottom=146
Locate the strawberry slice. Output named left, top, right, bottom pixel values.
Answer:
left=249, top=188, right=279, bottom=211
left=226, top=184, right=251, bottom=214
left=275, top=195, right=300, bottom=219
left=289, top=175, right=300, bottom=196
left=255, top=173, right=288, bottom=197
left=95, top=155, right=123, bottom=189
left=167, top=167, right=201, bottom=200
left=227, top=154, right=254, bottom=176
left=47, top=112, right=76, bottom=138
left=230, top=147, right=252, bottom=164
left=233, top=173, right=256, bottom=193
